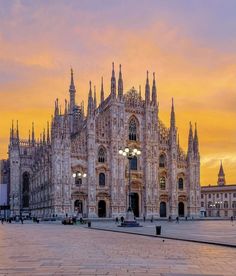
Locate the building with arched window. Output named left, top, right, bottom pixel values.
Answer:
left=8, top=64, right=200, bottom=219
left=200, top=162, right=236, bottom=218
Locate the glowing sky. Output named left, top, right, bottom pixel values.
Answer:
left=0, top=0, right=235, bottom=184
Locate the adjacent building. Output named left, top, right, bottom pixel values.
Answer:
left=8, top=64, right=201, bottom=219
left=200, top=162, right=236, bottom=218
left=0, top=159, right=10, bottom=217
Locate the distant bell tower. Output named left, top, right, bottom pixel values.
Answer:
left=217, top=161, right=226, bottom=186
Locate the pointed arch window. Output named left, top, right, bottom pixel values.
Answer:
left=98, top=147, right=106, bottom=163
left=129, top=118, right=137, bottom=141
left=178, top=178, right=184, bottom=190
left=99, top=173, right=106, bottom=186
left=160, top=177, right=166, bottom=190
left=159, top=154, right=166, bottom=168
left=130, top=156, right=137, bottom=170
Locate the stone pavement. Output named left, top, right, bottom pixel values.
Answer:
left=0, top=223, right=236, bottom=275
left=86, top=220, right=236, bottom=247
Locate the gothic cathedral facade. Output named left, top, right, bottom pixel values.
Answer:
left=9, top=64, right=201, bottom=219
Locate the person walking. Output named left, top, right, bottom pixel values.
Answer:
left=176, top=216, right=179, bottom=223
left=1, top=217, right=4, bottom=224
left=20, top=216, right=24, bottom=224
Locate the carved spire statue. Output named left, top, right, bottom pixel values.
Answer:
left=145, top=70, right=150, bottom=104
left=111, top=62, right=116, bottom=98
left=87, top=81, right=94, bottom=117
left=151, top=72, right=157, bottom=105
left=100, top=77, right=104, bottom=103
left=94, top=86, right=97, bottom=109
left=170, top=98, right=175, bottom=129
left=118, top=64, right=123, bottom=99
left=69, top=68, right=76, bottom=112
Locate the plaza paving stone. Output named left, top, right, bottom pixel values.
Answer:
left=0, top=223, right=236, bottom=275
left=86, top=220, right=236, bottom=247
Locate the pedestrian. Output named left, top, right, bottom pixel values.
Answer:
left=151, top=215, right=153, bottom=223
left=143, top=214, right=146, bottom=222
left=176, top=216, right=179, bottom=223
left=230, top=216, right=233, bottom=222
left=1, top=217, right=4, bottom=224
left=185, top=216, right=188, bottom=221
left=20, top=217, right=24, bottom=224
left=115, top=217, right=119, bottom=224
left=121, top=216, right=124, bottom=223
left=168, top=215, right=171, bottom=222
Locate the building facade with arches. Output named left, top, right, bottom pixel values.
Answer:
left=200, top=162, right=236, bottom=218
left=8, top=64, right=200, bottom=219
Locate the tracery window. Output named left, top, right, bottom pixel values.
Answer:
left=98, top=147, right=106, bottom=163
left=99, top=173, right=105, bottom=186
left=130, top=156, right=137, bottom=170
left=159, top=154, right=166, bottom=168
left=178, top=178, right=184, bottom=190
left=160, top=177, right=166, bottom=190
left=129, top=118, right=137, bottom=141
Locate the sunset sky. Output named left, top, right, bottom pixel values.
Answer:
left=0, top=0, right=235, bottom=184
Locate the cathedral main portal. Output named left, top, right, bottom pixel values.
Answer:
left=131, top=193, right=139, bottom=217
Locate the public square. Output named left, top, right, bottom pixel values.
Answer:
left=0, top=221, right=236, bottom=275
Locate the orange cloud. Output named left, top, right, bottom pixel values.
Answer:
left=0, top=8, right=235, bottom=185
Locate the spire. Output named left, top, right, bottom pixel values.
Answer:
left=47, top=121, right=50, bottom=144
left=145, top=70, right=150, bottom=104
left=69, top=68, right=76, bottom=112
left=64, top=99, right=68, bottom=115
left=100, top=77, right=104, bottom=103
left=193, top=122, right=199, bottom=156
left=11, top=120, right=14, bottom=139
left=151, top=72, right=157, bottom=105
left=16, top=120, right=19, bottom=140
left=40, top=133, right=42, bottom=145
left=170, top=98, right=175, bottom=129
left=217, top=161, right=226, bottom=186
left=111, top=62, right=116, bottom=98
left=187, top=122, right=193, bottom=155
left=139, top=85, right=142, bottom=100
left=81, top=100, right=84, bottom=116
left=43, top=128, right=46, bottom=144
left=54, top=98, right=59, bottom=116
left=32, top=122, right=35, bottom=145
left=70, top=68, right=75, bottom=89
left=28, top=130, right=31, bottom=144
left=94, top=85, right=97, bottom=109
left=118, top=64, right=123, bottom=99
left=87, top=81, right=94, bottom=117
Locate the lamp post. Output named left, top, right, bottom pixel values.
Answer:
left=119, top=147, right=141, bottom=227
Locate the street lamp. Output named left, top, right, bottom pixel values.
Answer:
left=72, top=171, right=87, bottom=186
left=119, top=147, right=141, bottom=227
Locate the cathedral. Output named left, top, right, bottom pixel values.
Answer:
left=9, top=63, right=201, bottom=219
